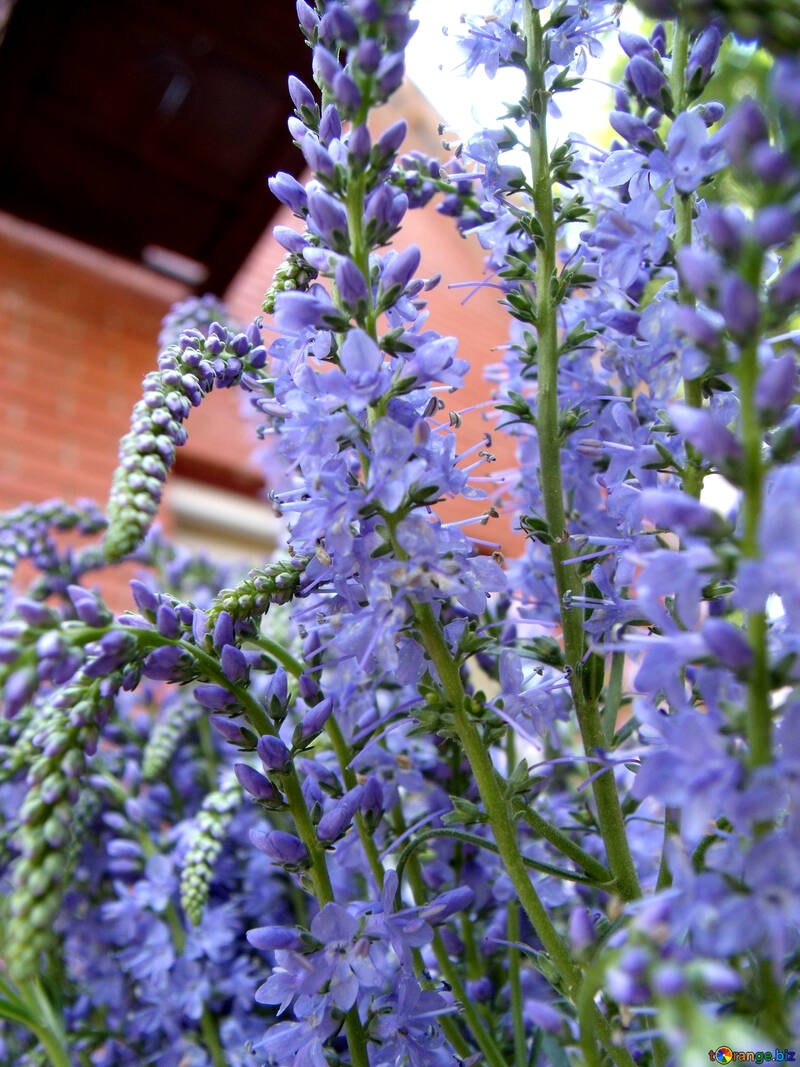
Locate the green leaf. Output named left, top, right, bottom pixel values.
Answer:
left=0, top=993, right=38, bottom=1028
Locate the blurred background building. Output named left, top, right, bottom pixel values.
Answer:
left=0, top=0, right=519, bottom=605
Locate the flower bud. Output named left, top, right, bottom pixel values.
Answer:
left=754, top=205, right=796, bottom=247
left=667, top=404, right=743, bottom=469
left=702, top=618, right=754, bottom=671
left=268, top=172, right=308, bottom=214
left=249, top=828, right=308, bottom=866
left=221, top=644, right=249, bottom=684
left=755, top=354, right=797, bottom=420
left=686, top=26, right=722, bottom=91
left=609, top=110, right=658, bottom=148
left=568, top=907, right=595, bottom=952
left=194, top=683, right=237, bottom=712
left=619, top=30, right=652, bottom=57
left=247, top=925, right=304, bottom=952
left=705, top=206, right=746, bottom=258
left=142, top=645, right=186, bottom=682
left=234, top=763, right=279, bottom=802
left=626, top=54, right=668, bottom=108
left=335, top=257, right=369, bottom=311
left=720, top=274, right=760, bottom=338
left=772, top=262, right=800, bottom=307
left=419, top=886, right=475, bottom=923
left=212, top=611, right=235, bottom=651
left=257, top=734, right=292, bottom=773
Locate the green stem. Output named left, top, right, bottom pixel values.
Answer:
left=248, top=633, right=304, bottom=677
left=200, top=1006, right=227, bottom=1067
left=325, top=715, right=386, bottom=890
left=507, top=731, right=528, bottom=1067
left=738, top=247, right=770, bottom=767
left=416, top=601, right=579, bottom=991
left=671, top=18, right=704, bottom=497
left=655, top=806, right=680, bottom=891
left=394, top=825, right=603, bottom=890
left=411, top=604, right=635, bottom=1065
left=515, top=803, right=612, bottom=884
left=522, top=3, right=641, bottom=904
left=603, top=650, right=625, bottom=747
left=15, top=979, right=72, bottom=1067
left=403, top=848, right=508, bottom=1067
left=345, top=171, right=378, bottom=341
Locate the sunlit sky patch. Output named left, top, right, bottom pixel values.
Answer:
left=405, top=1, right=645, bottom=150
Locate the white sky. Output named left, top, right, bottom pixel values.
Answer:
left=405, top=1, right=643, bottom=150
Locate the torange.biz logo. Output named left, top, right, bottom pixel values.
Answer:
left=710, top=1049, right=796, bottom=1063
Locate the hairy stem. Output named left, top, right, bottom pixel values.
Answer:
left=522, top=3, right=640, bottom=903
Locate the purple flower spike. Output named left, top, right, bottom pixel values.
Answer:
left=666, top=110, right=726, bottom=194
left=653, top=965, right=687, bottom=996
left=360, top=775, right=383, bottom=828
left=356, top=37, right=381, bottom=72
left=675, top=305, right=722, bottom=350
left=755, top=354, right=797, bottom=420
left=13, top=598, right=55, bottom=628
left=249, top=828, right=308, bottom=866
left=694, top=961, right=742, bottom=995
left=312, top=45, right=341, bottom=88
left=349, top=123, right=371, bottom=163
left=667, top=404, right=743, bottom=469
left=702, top=617, right=754, bottom=671
left=676, top=247, right=721, bottom=297
left=317, top=785, right=364, bottom=843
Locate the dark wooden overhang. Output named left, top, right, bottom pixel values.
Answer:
left=0, top=0, right=311, bottom=292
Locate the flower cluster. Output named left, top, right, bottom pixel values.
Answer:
left=1, top=2, right=799, bottom=1066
